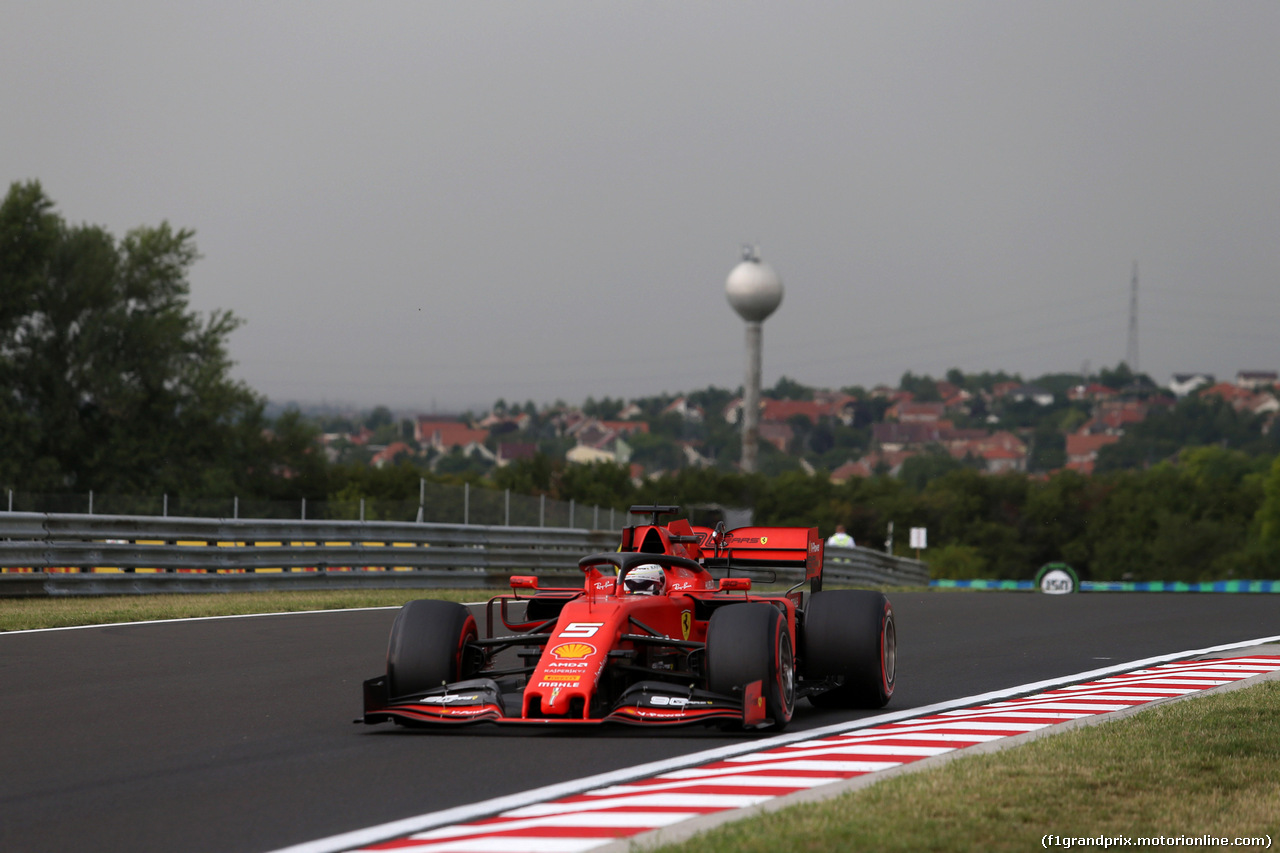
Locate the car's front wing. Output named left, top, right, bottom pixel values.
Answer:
left=360, top=677, right=769, bottom=728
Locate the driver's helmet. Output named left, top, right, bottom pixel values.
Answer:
left=624, top=563, right=665, bottom=596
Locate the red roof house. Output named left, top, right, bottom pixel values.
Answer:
left=1065, top=433, right=1119, bottom=474
left=414, top=419, right=489, bottom=450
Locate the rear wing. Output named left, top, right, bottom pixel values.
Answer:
left=692, top=526, right=823, bottom=587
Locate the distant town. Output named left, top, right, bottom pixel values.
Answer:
left=301, top=366, right=1279, bottom=482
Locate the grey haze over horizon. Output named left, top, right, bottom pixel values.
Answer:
left=5, top=2, right=1277, bottom=414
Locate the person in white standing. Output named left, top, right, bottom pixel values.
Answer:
left=827, top=524, right=855, bottom=548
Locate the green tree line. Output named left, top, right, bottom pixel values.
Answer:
left=486, top=446, right=1280, bottom=583
left=5, top=182, right=1279, bottom=582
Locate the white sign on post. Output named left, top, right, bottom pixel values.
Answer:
left=909, top=527, right=927, bottom=549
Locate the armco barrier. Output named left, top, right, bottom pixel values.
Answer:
left=823, top=544, right=928, bottom=587
left=0, top=512, right=929, bottom=596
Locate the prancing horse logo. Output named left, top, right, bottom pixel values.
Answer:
left=681, top=610, right=692, bottom=640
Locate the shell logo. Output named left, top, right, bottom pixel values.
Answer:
left=549, top=642, right=597, bottom=660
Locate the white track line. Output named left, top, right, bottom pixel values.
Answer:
left=268, top=633, right=1280, bottom=853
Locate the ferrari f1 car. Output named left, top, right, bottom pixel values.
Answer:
left=361, top=506, right=895, bottom=731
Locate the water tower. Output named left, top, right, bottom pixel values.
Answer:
left=726, top=246, right=783, bottom=473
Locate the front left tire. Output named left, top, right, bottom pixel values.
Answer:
left=706, top=603, right=795, bottom=730
left=802, top=590, right=896, bottom=709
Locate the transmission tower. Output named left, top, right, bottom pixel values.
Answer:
left=1125, top=261, right=1139, bottom=373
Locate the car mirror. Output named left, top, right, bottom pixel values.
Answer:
left=509, top=575, right=539, bottom=590
left=719, top=577, right=752, bottom=592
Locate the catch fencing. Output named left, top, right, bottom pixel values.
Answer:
left=2, top=482, right=629, bottom=529
left=0, top=512, right=928, bottom=596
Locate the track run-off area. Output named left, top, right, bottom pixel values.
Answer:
left=2, top=593, right=1279, bottom=853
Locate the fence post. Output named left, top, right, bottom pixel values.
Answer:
left=360, top=498, right=365, bottom=522
left=302, top=498, right=307, bottom=521
left=610, top=507, right=615, bottom=530
left=163, top=494, right=168, bottom=517
left=89, top=490, right=94, bottom=514
left=505, top=489, right=510, bottom=526
left=540, top=494, right=545, bottom=527
left=234, top=496, right=239, bottom=519
left=569, top=499, right=575, bottom=529
left=593, top=505, right=599, bottom=530
left=8, top=489, right=12, bottom=512
left=417, top=478, right=425, bottom=523
left=464, top=482, right=470, bottom=525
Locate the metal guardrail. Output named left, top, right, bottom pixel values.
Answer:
left=0, top=512, right=929, bottom=596
left=823, top=545, right=930, bottom=587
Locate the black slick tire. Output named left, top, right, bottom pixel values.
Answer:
left=802, top=590, right=896, bottom=709
left=386, top=599, right=478, bottom=698
left=706, top=603, right=795, bottom=730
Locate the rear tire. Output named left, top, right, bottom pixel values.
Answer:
left=386, top=600, right=478, bottom=698
left=802, top=590, right=895, bottom=708
left=706, top=603, right=795, bottom=730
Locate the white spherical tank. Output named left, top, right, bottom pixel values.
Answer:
left=725, top=251, right=783, bottom=323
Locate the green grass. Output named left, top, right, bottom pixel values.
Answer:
left=0, top=588, right=488, bottom=631
left=648, top=681, right=1280, bottom=853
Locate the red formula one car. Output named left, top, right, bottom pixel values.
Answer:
left=361, top=506, right=896, bottom=731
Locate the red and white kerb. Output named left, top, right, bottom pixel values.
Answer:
left=355, top=656, right=1280, bottom=853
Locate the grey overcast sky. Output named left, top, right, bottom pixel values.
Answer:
left=4, top=2, right=1278, bottom=412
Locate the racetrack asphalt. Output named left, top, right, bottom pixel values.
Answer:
left=2, top=592, right=1279, bottom=853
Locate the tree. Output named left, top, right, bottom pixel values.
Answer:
left=1030, top=372, right=1090, bottom=399
left=1257, top=455, right=1280, bottom=545
left=326, top=460, right=431, bottom=520
left=1078, top=450, right=1265, bottom=582
left=899, top=450, right=970, bottom=491
left=251, top=409, right=330, bottom=500
left=686, top=385, right=735, bottom=417
left=582, top=396, right=624, bottom=420
left=434, top=448, right=491, bottom=478
left=1095, top=397, right=1279, bottom=473
left=917, top=469, right=1032, bottom=577
left=628, top=431, right=684, bottom=472
left=635, top=467, right=769, bottom=516
left=0, top=181, right=267, bottom=495
left=557, top=461, right=634, bottom=507
left=493, top=454, right=556, bottom=495
left=1020, top=469, right=1097, bottom=570
left=366, top=406, right=394, bottom=430
left=898, top=371, right=940, bottom=401
left=766, top=376, right=814, bottom=401
left=1094, top=362, right=1155, bottom=392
